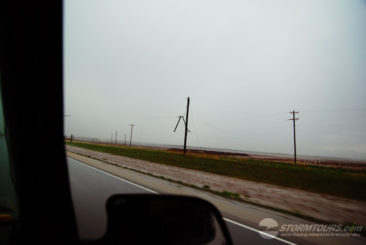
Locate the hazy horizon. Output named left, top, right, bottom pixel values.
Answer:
left=64, top=0, right=366, bottom=160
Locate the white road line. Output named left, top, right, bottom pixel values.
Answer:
left=223, top=218, right=297, bottom=245
left=68, top=157, right=296, bottom=245
left=68, top=157, right=158, bottom=194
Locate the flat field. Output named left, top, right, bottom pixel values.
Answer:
left=66, top=141, right=366, bottom=201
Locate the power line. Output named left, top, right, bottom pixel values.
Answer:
left=190, top=118, right=202, bottom=149
left=193, top=111, right=288, bottom=124
left=302, top=108, right=366, bottom=113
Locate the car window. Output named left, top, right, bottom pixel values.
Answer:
left=63, top=1, right=366, bottom=243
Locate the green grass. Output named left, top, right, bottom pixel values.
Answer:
left=219, top=190, right=241, bottom=199
left=66, top=142, right=366, bottom=201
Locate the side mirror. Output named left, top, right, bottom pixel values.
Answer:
left=100, top=194, right=233, bottom=245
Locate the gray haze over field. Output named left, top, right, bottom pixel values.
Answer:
left=64, top=0, right=366, bottom=160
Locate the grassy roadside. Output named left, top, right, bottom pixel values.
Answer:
left=66, top=141, right=366, bottom=201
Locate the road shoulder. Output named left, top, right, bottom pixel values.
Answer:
left=67, top=151, right=366, bottom=245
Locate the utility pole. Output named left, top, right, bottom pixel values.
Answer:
left=115, top=131, right=117, bottom=144
left=184, top=97, right=190, bottom=154
left=129, top=124, right=135, bottom=146
left=173, top=97, right=191, bottom=155
left=111, top=133, right=113, bottom=144
left=289, top=110, right=299, bottom=163
left=124, top=133, right=127, bottom=145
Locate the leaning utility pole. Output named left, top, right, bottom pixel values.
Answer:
left=129, top=124, right=135, bottom=146
left=183, top=97, right=190, bottom=154
left=289, top=110, right=299, bottom=163
left=173, top=97, right=191, bottom=155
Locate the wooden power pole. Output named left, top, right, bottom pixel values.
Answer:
left=173, top=97, right=190, bottom=155
left=183, top=97, right=190, bottom=154
left=289, top=110, right=299, bottom=163
left=129, top=124, right=135, bottom=146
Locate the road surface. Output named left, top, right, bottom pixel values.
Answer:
left=67, top=157, right=290, bottom=245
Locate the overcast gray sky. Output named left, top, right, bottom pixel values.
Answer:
left=64, top=0, right=366, bottom=160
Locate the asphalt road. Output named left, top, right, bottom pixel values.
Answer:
left=67, top=157, right=290, bottom=245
